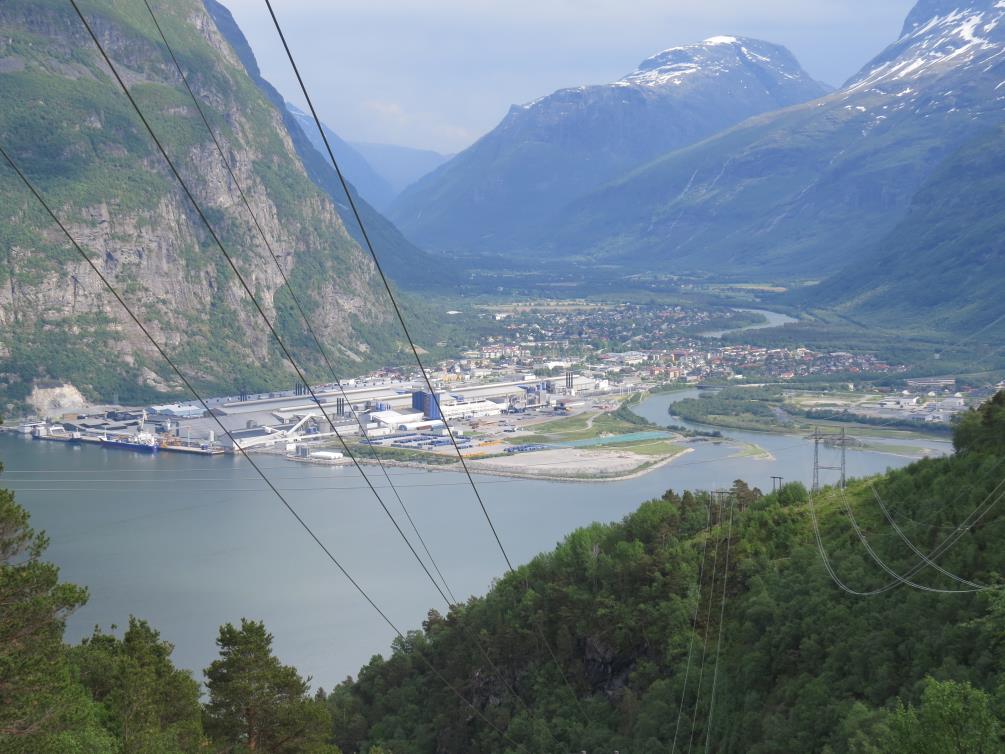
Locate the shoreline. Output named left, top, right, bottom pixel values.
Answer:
left=287, top=446, right=697, bottom=484
left=665, top=411, right=952, bottom=442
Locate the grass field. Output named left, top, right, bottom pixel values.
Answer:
left=598, top=439, right=687, bottom=456
left=342, top=443, right=459, bottom=465
left=516, top=410, right=648, bottom=445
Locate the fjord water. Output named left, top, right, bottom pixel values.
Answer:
left=1, top=392, right=950, bottom=686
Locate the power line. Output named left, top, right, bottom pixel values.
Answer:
left=812, top=426, right=846, bottom=493
left=804, top=421, right=1005, bottom=593
left=0, top=141, right=527, bottom=753
left=795, top=390, right=1005, bottom=595
left=140, top=0, right=454, bottom=604
left=261, top=1, right=593, bottom=727
left=868, top=484, right=985, bottom=589
left=686, top=492, right=726, bottom=753
left=671, top=500, right=714, bottom=754
left=71, top=6, right=560, bottom=743
left=806, top=472, right=1005, bottom=597
left=69, top=0, right=458, bottom=616
left=262, top=0, right=513, bottom=574
left=835, top=487, right=987, bottom=594
left=804, top=391, right=1005, bottom=586
left=704, top=496, right=735, bottom=752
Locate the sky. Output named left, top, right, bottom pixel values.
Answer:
left=222, top=0, right=917, bottom=154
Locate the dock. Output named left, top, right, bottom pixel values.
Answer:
left=26, top=423, right=226, bottom=455
left=159, top=442, right=226, bottom=455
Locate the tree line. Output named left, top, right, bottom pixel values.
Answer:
left=2, top=392, right=1005, bottom=752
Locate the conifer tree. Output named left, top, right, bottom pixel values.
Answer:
left=204, top=619, right=338, bottom=753
left=0, top=451, right=113, bottom=752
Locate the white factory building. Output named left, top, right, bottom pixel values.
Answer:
left=368, top=398, right=503, bottom=429
left=367, top=409, right=445, bottom=433
left=438, top=399, right=503, bottom=421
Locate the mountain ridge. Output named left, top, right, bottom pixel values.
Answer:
left=284, top=102, right=396, bottom=211
left=203, top=0, right=453, bottom=292
left=0, top=0, right=397, bottom=406
left=389, top=36, right=830, bottom=254
left=349, top=140, right=451, bottom=196
left=542, top=0, right=1005, bottom=281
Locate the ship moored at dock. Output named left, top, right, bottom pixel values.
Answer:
left=100, top=432, right=160, bottom=454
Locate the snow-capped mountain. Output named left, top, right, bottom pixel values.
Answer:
left=543, top=0, right=1005, bottom=279
left=621, top=36, right=822, bottom=94
left=843, top=0, right=1005, bottom=111
left=389, top=37, right=828, bottom=254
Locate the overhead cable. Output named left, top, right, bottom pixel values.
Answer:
left=141, top=0, right=454, bottom=603
left=262, top=0, right=513, bottom=574
left=70, top=0, right=455, bottom=612
left=0, top=140, right=526, bottom=752
left=671, top=501, right=714, bottom=754
left=262, top=0, right=592, bottom=726
left=704, top=499, right=735, bottom=752
left=686, top=495, right=725, bottom=753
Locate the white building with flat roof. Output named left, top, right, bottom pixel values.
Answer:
left=368, top=409, right=425, bottom=427
left=439, top=400, right=503, bottom=421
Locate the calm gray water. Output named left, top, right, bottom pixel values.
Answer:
left=0, top=390, right=950, bottom=686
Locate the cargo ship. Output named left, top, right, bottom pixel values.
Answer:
left=100, top=432, right=160, bottom=453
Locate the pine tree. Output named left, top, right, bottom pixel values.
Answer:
left=203, top=619, right=338, bottom=753
left=69, top=617, right=203, bottom=752
left=0, top=452, right=114, bottom=753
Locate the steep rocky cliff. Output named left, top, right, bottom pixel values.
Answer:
left=0, top=0, right=397, bottom=408
left=203, top=0, right=455, bottom=292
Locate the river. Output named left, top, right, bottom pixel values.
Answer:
left=698, top=307, right=798, bottom=338
left=0, top=390, right=951, bottom=686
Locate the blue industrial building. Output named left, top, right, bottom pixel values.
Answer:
left=411, top=390, right=445, bottom=420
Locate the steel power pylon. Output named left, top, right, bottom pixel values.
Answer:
left=812, top=426, right=848, bottom=492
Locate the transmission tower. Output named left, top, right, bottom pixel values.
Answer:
left=812, top=426, right=848, bottom=492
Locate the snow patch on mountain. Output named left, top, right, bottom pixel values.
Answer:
left=616, top=36, right=808, bottom=91
left=850, top=1, right=1005, bottom=96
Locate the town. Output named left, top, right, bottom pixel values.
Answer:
left=469, top=301, right=904, bottom=382
left=8, top=302, right=998, bottom=481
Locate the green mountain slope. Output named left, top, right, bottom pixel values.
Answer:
left=810, top=123, right=1005, bottom=333
left=545, top=0, right=1005, bottom=280
left=0, top=0, right=397, bottom=407
left=327, top=394, right=1005, bottom=753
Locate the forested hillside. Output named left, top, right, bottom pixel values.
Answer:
left=328, top=393, right=1005, bottom=753
left=809, top=122, right=1005, bottom=333
left=4, top=395, right=1005, bottom=752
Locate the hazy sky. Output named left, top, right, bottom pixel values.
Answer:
left=222, top=0, right=917, bottom=153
